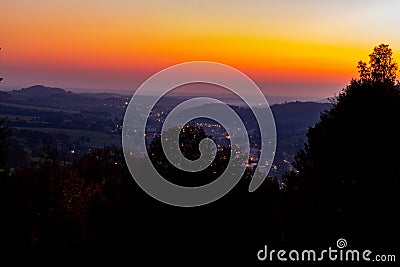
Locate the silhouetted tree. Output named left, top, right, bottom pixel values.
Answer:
left=0, top=118, right=12, bottom=170
left=283, top=44, right=400, bottom=248
left=357, top=43, right=399, bottom=83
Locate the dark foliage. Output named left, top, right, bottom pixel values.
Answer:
left=283, top=44, right=400, bottom=249
left=148, top=125, right=231, bottom=186
left=0, top=125, right=281, bottom=264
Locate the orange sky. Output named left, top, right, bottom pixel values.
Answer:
left=1, top=0, right=400, bottom=97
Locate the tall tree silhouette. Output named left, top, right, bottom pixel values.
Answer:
left=283, top=44, right=400, bottom=248
left=357, top=43, right=398, bottom=83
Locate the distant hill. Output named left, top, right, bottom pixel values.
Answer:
left=15, top=85, right=68, bottom=96
left=272, top=101, right=331, bottom=127
left=0, top=85, right=131, bottom=117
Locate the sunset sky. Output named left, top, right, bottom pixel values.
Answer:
left=1, top=0, right=400, bottom=98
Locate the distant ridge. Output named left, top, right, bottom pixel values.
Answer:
left=0, top=85, right=333, bottom=113
left=0, top=91, right=10, bottom=100
left=14, top=85, right=68, bottom=96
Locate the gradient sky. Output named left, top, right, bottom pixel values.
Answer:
left=1, top=0, right=400, bottom=97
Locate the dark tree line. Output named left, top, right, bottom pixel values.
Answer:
left=0, top=122, right=281, bottom=264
